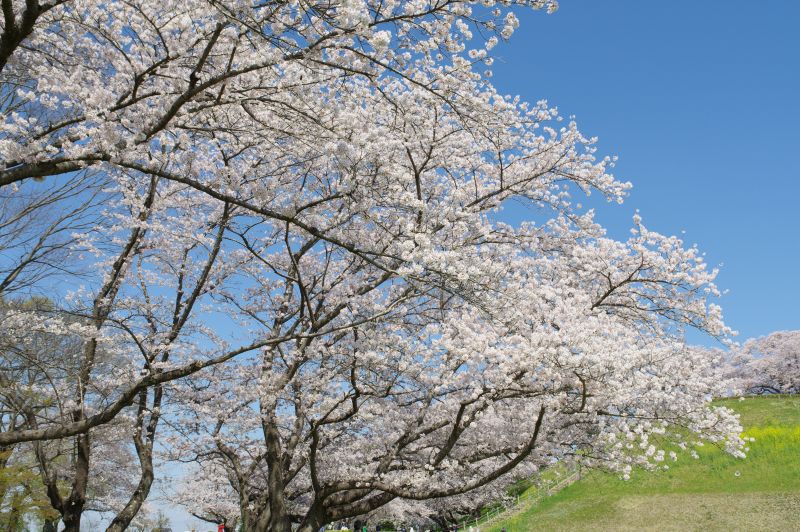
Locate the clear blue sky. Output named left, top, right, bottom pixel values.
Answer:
left=492, top=0, right=800, bottom=345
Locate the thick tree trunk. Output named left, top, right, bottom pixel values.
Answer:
left=265, top=445, right=291, bottom=530
left=233, top=475, right=268, bottom=532
left=261, top=405, right=290, bottom=532
left=297, top=506, right=327, bottom=532
left=252, top=510, right=271, bottom=532
left=239, top=507, right=271, bottom=532
left=61, top=506, right=84, bottom=532
left=297, top=497, right=334, bottom=532
left=42, top=518, right=59, bottom=532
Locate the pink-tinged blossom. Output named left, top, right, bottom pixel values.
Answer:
left=0, top=0, right=742, bottom=530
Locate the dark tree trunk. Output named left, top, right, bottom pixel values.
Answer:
left=54, top=429, right=90, bottom=532
left=297, top=519, right=326, bottom=532
left=0, top=0, right=48, bottom=74
left=297, top=505, right=328, bottom=532
left=61, top=506, right=83, bottom=532
left=262, top=413, right=291, bottom=532
left=238, top=502, right=273, bottom=532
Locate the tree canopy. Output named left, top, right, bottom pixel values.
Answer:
left=0, top=1, right=745, bottom=530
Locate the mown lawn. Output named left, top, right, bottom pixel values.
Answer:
left=486, top=395, right=800, bottom=531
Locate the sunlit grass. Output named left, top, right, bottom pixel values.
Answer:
left=486, top=396, right=800, bottom=531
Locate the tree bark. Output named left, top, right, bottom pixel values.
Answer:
left=58, top=429, right=90, bottom=531
left=234, top=505, right=269, bottom=532
left=61, top=506, right=83, bottom=532
left=264, top=416, right=291, bottom=532
left=297, top=502, right=328, bottom=532
left=0, top=0, right=50, bottom=74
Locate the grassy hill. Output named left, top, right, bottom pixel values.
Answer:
left=486, top=395, right=800, bottom=531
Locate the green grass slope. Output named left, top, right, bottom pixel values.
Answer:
left=487, top=396, right=800, bottom=532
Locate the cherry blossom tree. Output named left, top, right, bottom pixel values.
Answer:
left=727, top=331, right=800, bottom=395
left=0, top=297, right=142, bottom=530
left=0, top=0, right=747, bottom=530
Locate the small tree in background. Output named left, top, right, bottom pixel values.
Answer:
left=729, top=331, right=800, bottom=395
left=0, top=447, right=60, bottom=530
